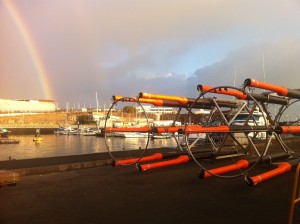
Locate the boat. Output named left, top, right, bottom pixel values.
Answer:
left=33, top=137, right=43, bottom=142
left=0, top=128, right=10, bottom=138
left=123, top=132, right=149, bottom=138
left=151, top=133, right=171, bottom=139
left=54, top=127, right=65, bottom=134
left=61, top=127, right=78, bottom=135
left=79, top=128, right=98, bottom=136
left=105, top=132, right=126, bottom=137
left=54, top=127, right=79, bottom=135
left=95, top=128, right=105, bottom=137
left=33, top=129, right=42, bottom=142
left=0, top=128, right=20, bottom=144
left=188, top=133, right=206, bottom=140
left=230, top=108, right=267, bottom=140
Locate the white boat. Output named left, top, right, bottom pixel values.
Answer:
left=0, top=128, right=11, bottom=138
left=230, top=108, right=267, bottom=140
left=188, top=133, right=206, bottom=141
left=105, top=132, right=125, bottom=137
left=123, top=132, right=149, bottom=138
left=78, top=127, right=97, bottom=136
left=54, top=127, right=65, bottom=134
left=231, top=108, right=267, bottom=142
left=231, top=110, right=266, bottom=127
left=60, top=127, right=78, bottom=135
left=151, top=133, right=171, bottom=139
left=54, top=127, right=78, bottom=135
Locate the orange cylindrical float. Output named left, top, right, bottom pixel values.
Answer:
left=112, top=95, right=135, bottom=102
left=198, top=160, right=249, bottom=178
left=185, top=125, right=230, bottom=134
left=113, top=153, right=164, bottom=167
left=198, top=153, right=290, bottom=179
left=139, top=98, right=165, bottom=106
left=153, top=125, right=264, bottom=135
left=153, top=125, right=230, bottom=134
left=113, top=95, right=187, bottom=107
left=275, top=126, right=300, bottom=134
left=245, top=158, right=300, bottom=186
left=198, top=85, right=247, bottom=99
left=138, top=149, right=249, bottom=172
left=139, top=92, right=190, bottom=105
left=246, top=162, right=292, bottom=186
left=138, top=155, right=190, bottom=171
left=244, top=78, right=300, bottom=100
left=154, top=125, right=230, bottom=134
left=198, top=85, right=288, bottom=105
left=153, top=126, right=184, bottom=134
left=244, top=78, right=289, bottom=96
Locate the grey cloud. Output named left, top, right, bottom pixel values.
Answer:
left=189, top=39, right=300, bottom=92
left=1, top=0, right=300, bottom=108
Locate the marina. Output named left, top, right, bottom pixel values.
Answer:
left=0, top=134, right=180, bottom=161
left=1, top=1, right=300, bottom=223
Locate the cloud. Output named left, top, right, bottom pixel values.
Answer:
left=188, top=39, right=300, bottom=94
left=1, top=0, right=300, bottom=108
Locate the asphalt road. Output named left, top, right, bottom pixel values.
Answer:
left=0, top=159, right=299, bottom=224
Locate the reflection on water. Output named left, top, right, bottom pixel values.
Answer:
left=0, top=135, right=180, bottom=161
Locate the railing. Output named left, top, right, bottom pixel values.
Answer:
left=289, top=162, right=300, bottom=224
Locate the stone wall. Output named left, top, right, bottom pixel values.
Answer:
left=0, top=112, right=84, bottom=128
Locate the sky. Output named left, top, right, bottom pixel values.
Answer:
left=1, top=0, right=300, bottom=110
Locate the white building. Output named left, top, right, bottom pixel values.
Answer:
left=0, top=99, right=56, bottom=113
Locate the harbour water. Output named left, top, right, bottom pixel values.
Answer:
left=0, top=134, right=180, bottom=161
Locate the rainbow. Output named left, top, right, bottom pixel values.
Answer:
left=3, top=0, right=54, bottom=100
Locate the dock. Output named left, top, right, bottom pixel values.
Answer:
left=0, top=149, right=300, bottom=224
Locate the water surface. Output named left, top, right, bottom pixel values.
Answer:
left=0, top=135, right=180, bottom=161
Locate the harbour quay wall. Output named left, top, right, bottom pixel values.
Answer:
left=7, top=128, right=55, bottom=135
left=0, top=111, right=97, bottom=134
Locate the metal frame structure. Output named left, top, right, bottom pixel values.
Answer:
left=104, top=78, right=300, bottom=185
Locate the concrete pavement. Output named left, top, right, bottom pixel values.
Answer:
left=0, top=155, right=299, bottom=224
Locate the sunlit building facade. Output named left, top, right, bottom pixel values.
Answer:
left=0, top=99, right=56, bottom=113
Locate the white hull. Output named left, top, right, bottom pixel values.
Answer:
left=123, top=132, right=149, bottom=138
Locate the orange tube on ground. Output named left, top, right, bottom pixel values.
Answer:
left=246, top=162, right=292, bottom=186
left=113, top=153, right=163, bottom=167
left=199, top=160, right=249, bottom=178
left=138, top=155, right=190, bottom=171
